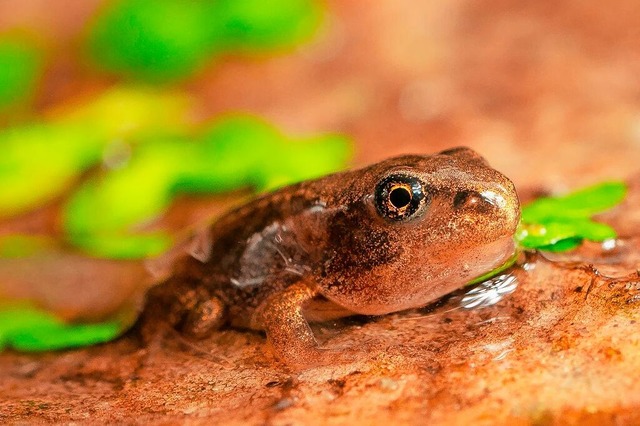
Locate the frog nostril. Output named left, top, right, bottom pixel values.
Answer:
left=454, top=191, right=476, bottom=209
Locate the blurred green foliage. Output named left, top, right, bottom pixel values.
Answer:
left=0, top=88, right=190, bottom=219
left=0, top=104, right=350, bottom=350
left=56, top=86, right=190, bottom=139
left=215, top=0, right=324, bottom=50
left=87, top=0, right=215, bottom=82
left=0, top=0, right=338, bottom=353
left=0, top=87, right=351, bottom=259
left=86, top=0, right=324, bottom=81
left=0, top=123, right=103, bottom=217
left=63, top=114, right=351, bottom=259
left=0, top=36, right=42, bottom=113
left=517, top=182, right=627, bottom=251
left=0, top=302, right=120, bottom=351
left=0, top=235, right=53, bottom=258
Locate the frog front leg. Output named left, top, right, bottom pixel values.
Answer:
left=139, top=278, right=226, bottom=341
left=253, top=281, right=361, bottom=368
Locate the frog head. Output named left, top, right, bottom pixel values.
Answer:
left=318, top=147, right=521, bottom=315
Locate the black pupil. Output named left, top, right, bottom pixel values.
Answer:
left=389, top=186, right=412, bottom=209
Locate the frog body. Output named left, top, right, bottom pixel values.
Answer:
left=140, top=147, right=521, bottom=367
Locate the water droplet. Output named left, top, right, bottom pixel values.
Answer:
left=602, top=238, right=617, bottom=251
left=461, top=274, right=518, bottom=309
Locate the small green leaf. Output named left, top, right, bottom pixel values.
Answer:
left=67, top=233, right=173, bottom=260
left=522, top=181, right=627, bottom=223
left=534, top=238, right=582, bottom=253
left=518, top=181, right=626, bottom=252
left=0, top=303, right=123, bottom=352
left=10, top=321, right=121, bottom=352
left=86, top=0, right=218, bottom=82
left=566, top=219, right=617, bottom=242
left=0, top=36, right=43, bottom=112
left=216, top=0, right=323, bottom=51
left=517, top=222, right=579, bottom=248
left=518, top=219, right=616, bottom=249
left=86, top=0, right=324, bottom=81
left=0, top=123, right=106, bottom=219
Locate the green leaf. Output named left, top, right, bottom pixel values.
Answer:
left=216, top=0, right=323, bottom=51
left=0, top=123, right=106, bottom=219
left=534, top=238, right=582, bottom=253
left=518, top=219, right=616, bottom=248
left=0, top=303, right=122, bottom=352
left=86, top=0, right=324, bottom=81
left=518, top=181, right=626, bottom=252
left=58, top=86, right=190, bottom=140
left=0, top=36, right=42, bottom=112
left=86, top=0, right=218, bottom=82
left=0, top=88, right=190, bottom=220
left=66, top=233, right=173, bottom=260
left=522, top=181, right=627, bottom=223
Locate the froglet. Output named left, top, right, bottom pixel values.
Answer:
left=139, top=147, right=521, bottom=367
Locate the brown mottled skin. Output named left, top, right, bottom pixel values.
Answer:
left=139, top=147, right=521, bottom=367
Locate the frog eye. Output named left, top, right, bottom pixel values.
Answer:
left=375, top=174, right=428, bottom=221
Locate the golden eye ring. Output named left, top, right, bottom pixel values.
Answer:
left=387, top=184, right=413, bottom=211
left=375, top=174, right=428, bottom=221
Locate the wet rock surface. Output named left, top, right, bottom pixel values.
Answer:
left=2, top=0, right=640, bottom=424
left=2, top=215, right=640, bottom=424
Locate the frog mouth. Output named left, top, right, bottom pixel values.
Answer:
left=465, top=249, right=519, bottom=286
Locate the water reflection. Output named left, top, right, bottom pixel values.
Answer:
left=461, top=273, right=518, bottom=309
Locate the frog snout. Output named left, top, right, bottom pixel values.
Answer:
left=488, top=182, right=521, bottom=233
left=453, top=189, right=510, bottom=212
left=453, top=184, right=520, bottom=231
left=479, top=190, right=507, bottom=208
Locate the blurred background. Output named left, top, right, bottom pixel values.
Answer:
left=1, top=0, right=639, bottom=349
